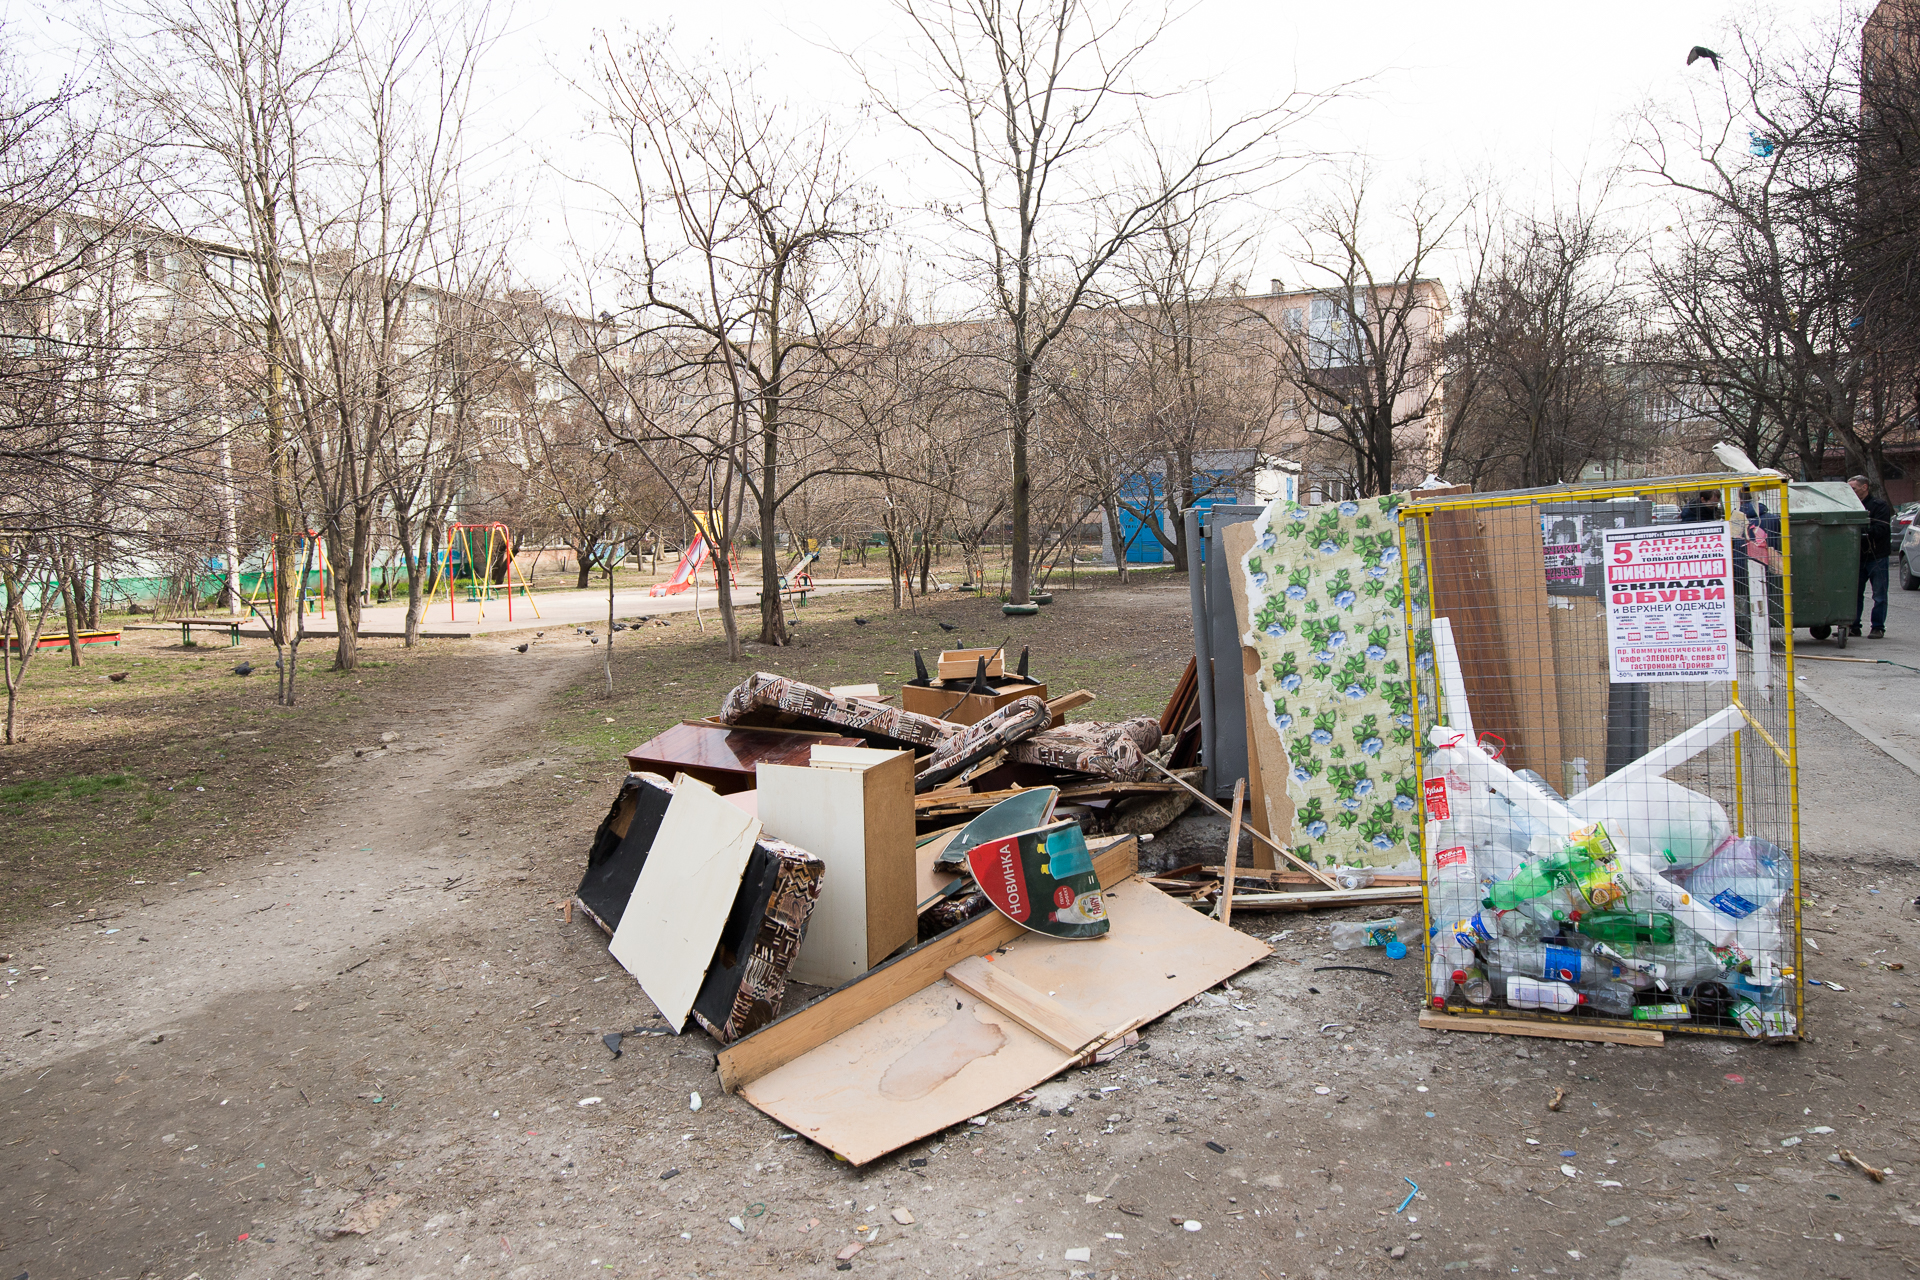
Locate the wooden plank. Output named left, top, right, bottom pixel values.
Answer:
left=1426, top=508, right=1523, bottom=757
left=715, top=835, right=1138, bottom=1094
left=1159, top=656, right=1198, bottom=734
left=1140, top=755, right=1338, bottom=888
left=1222, top=518, right=1291, bottom=865
left=737, top=874, right=1270, bottom=1164
left=942, top=955, right=1104, bottom=1054
left=913, top=774, right=1193, bottom=813
left=1217, top=884, right=1424, bottom=911
left=1045, top=688, right=1095, bottom=719
left=1482, top=504, right=1563, bottom=777
left=608, top=784, right=763, bottom=1031
left=937, top=647, right=1005, bottom=680
left=1216, top=778, right=1245, bottom=925
left=1549, top=597, right=1610, bottom=791
left=1419, top=1010, right=1665, bottom=1047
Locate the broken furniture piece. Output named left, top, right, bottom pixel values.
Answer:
left=623, top=721, right=861, bottom=795
left=757, top=744, right=917, bottom=987
left=720, top=671, right=954, bottom=752
left=899, top=645, right=1052, bottom=727
left=578, top=772, right=824, bottom=1044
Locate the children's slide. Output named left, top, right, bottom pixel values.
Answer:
left=649, top=535, right=710, bottom=597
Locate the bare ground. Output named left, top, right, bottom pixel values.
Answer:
left=0, top=583, right=1914, bottom=1280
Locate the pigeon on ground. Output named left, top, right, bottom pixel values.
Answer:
left=787, top=617, right=800, bottom=627
left=584, top=628, right=594, bottom=635
left=233, top=661, right=254, bottom=676
left=514, top=643, right=529, bottom=653
left=535, top=631, right=545, bottom=639
left=591, top=636, right=601, bottom=645
left=575, top=627, right=586, bottom=634
left=854, top=616, right=869, bottom=625
left=1687, top=45, right=1720, bottom=70
left=108, top=672, right=127, bottom=682
left=938, top=621, right=959, bottom=632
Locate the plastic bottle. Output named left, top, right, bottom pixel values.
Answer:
left=1457, top=965, right=1493, bottom=1005
left=1682, top=837, right=1789, bottom=920
left=1577, top=981, right=1639, bottom=1017
left=1335, top=868, right=1376, bottom=890
left=1331, top=916, right=1403, bottom=950
left=1483, top=828, right=1628, bottom=914
left=1505, top=976, right=1583, bottom=1012
left=1484, top=936, right=1592, bottom=984
left=1575, top=913, right=1677, bottom=946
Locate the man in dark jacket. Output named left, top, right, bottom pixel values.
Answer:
left=1850, top=475, right=1893, bottom=638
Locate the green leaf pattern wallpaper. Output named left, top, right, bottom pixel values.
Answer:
left=1239, top=495, right=1433, bottom=869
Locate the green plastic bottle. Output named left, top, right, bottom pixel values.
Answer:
left=1575, top=912, right=1677, bottom=946
left=1484, top=849, right=1614, bottom=911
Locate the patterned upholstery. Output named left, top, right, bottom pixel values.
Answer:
left=914, top=696, right=1051, bottom=792
left=1008, top=716, right=1163, bottom=782
left=719, top=672, right=956, bottom=750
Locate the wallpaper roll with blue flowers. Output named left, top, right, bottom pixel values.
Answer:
left=1239, top=495, right=1433, bottom=869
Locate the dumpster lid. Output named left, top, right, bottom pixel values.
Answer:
left=1786, top=481, right=1868, bottom=521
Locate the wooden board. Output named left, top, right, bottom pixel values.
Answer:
left=1426, top=508, right=1524, bottom=758
left=716, top=834, right=1139, bottom=1094
left=942, top=955, right=1104, bottom=1053
left=1481, top=504, right=1563, bottom=777
left=759, top=746, right=916, bottom=985
left=626, top=723, right=862, bottom=794
left=915, top=827, right=964, bottom=906
left=737, top=874, right=1270, bottom=1165
left=1549, top=597, right=1610, bottom=792
left=1419, top=1010, right=1665, bottom=1047
left=608, top=783, right=763, bottom=1031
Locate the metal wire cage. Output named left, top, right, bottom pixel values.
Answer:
left=1396, top=475, right=1802, bottom=1040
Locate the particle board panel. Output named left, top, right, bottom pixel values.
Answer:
left=716, top=835, right=1139, bottom=1094
left=1426, top=508, right=1523, bottom=757
left=759, top=746, right=917, bottom=986
left=736, top=875, right=1269, bottom=1164
left=942, top=955, right=1104, bottom=1053
left=608, top=784, right=763, bottom=1031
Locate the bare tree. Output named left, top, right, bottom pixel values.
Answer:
left=1262, top=171, right=1457, bottom=497
left=863, top=0, right=1305, bottom=602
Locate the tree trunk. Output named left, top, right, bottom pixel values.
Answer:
left=710, top=542, right=742, bottom=659
left=1010, top=354, right=1034, bottom=604
left=58, top=556, right=81, bottom=667
left=575, top=553, right=592, bottom=591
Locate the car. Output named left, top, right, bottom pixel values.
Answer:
left=1898, top=501, right=1920, bottom=532
left=1902, top=518, right=1920, bottom=590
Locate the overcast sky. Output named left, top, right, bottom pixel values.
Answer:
left=22, top=0, right=1876, bottom=296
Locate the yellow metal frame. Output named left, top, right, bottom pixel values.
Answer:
left=1398, top=474, right=1802, bottom=1040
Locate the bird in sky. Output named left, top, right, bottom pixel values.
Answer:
left=233, top=661, right=254, bottom=676
left=514, top=643, right=529, bottom=653
left=938, top=621, right=959, bottom=632
left=1687, top=46, right=1720, bottom=70
left=854, top=616, right=869, bottom=625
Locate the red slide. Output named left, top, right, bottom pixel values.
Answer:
left=648, top=535, right=709, bottom=597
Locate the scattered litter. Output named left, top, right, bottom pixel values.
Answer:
left=892, top=1207, right=914, bottom=1225
left=324, top=1193, right=405, bottom=1238
left=836, top=1243, right=863, bottom=1261
left=1606, top=1215, right=1632, bottom=1227
left=577, top=1096, right=602, bottom=1107
left=1064, top=1247, right=1091, bottom=1262
left=1780, top=1137, right=1802, bottom=1147
left=1839, top=1149, right=1889, bottom=1182
left=689, top=1092, right=702, bottom=1112
left=727, top=1216, right=745, bottom=1233
left=1396, top=1178, right=1419, bottom=1213
left=1560, top=1165, right=1578, bottom=1178
left=1204, top=1141, right=1226, bottom=1154
left=1314, top=1086, right=1331, bottom=1095
left=660, top=1169, right=681, bottom=1180
left=1809, top=1126, right=1835, bottom=1135
left=1547, top=1087, right=1566, bottom=1112
left=1181, top=1220, right=1202, bottom=1233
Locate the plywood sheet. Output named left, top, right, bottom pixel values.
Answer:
left=943, top=955, right=1103, bottom=1053
left=1549, top=597, right=1610, bottom=792
left=609, top=784, right=762, bottom=1031
left=737, top=878, right=1269, bottom=1165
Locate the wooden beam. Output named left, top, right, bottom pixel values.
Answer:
left=715, top=834, right=1139, bottom=1093
left=942, top=955, right=1104, bottom=1054
left=1418, top=1010, right=1665, bottom=1047
left=1215, top=778, right=1245, bottom=926
left=1141, top=755, right=1340, bottom=889
left=1216, top=885, right=1423, bottom=911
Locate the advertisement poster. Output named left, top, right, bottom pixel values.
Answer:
left=1602, top=522, right=1735, bottom=683
left=1540, top=512, right=1592, bottom=589
left=965, top=820, right=1109, bottom=939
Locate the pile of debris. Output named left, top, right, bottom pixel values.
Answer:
left=571, top=645, right=1291, bottom=1164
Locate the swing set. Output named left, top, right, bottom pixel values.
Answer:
left=427, top=521, right=539, bottom=622
left=245, top=530, right=330, bottom=620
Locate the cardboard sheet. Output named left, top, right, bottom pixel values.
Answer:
left=737, top=878, right=1269, bottom=1165
left=609, top=783, right=763, bottom=1031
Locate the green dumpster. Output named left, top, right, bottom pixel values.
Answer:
left=1784, top=481, right=1866, bottom=649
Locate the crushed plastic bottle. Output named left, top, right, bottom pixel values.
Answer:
left=1457, top=965, right=1493, bottom=1005
left=1505, top=976, right=1583, bottom=1012
left=1334, top=868, right=1376, bottom=890
left=1575, top=913, right=1677, bottom=946
left=1682, top=837, right=1789, bottom=920
left=1331, top=916, right=1404, bottom=951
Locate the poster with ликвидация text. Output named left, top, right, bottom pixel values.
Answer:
left=1603, top=521, right=1735, bottom=683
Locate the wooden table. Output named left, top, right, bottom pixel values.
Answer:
left=625, top=723, right=863, bottom=795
